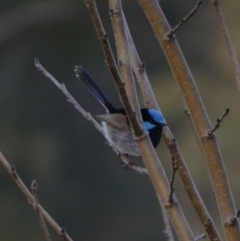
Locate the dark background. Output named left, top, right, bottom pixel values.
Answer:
left=1, top=1, right=240, bottom=240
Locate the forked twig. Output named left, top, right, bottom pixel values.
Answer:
left=207, top=108, right=229, bottom=138
left=31, top=180, right=52, bottom=241
left=165, top=0, right=202, bottom=40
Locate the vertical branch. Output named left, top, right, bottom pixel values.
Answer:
left=122, top=13, right=159, bottom=110
left=109, top=0, right=141, bottom=122
left=85, top=0, right=122, bottom=89
left=211, top=0, right=240, bottom=94
left=138, top=0, right=240, bottom=240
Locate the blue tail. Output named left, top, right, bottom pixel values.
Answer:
left=75, top=66, right=116, bottom=113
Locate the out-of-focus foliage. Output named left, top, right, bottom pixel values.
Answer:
left=0, top=1, right=240, bottom=240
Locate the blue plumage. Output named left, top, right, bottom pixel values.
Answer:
left=75, top=66, right=167, bottom=156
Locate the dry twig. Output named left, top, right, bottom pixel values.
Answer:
left=31, top=180, right=52, bottom=241
left=165, top=1, right=202, bottom=40
left=207, top=108, right=229, bottom=138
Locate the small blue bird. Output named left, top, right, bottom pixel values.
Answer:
left=75, top=66, right=167, bottom=156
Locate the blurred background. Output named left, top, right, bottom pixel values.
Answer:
left=0, top=0, right=240, bottom=240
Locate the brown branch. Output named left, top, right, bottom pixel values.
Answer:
left=125, top=4, right=221, bottom=236
left=0, top=152, right=73, bottom=241
left=211, top=0, right=240, bottom=94
left=31, top=180, right=52, bottom=241
left=165, top=1, right=202, bottom=40
left=122, top=13, right=159, bottom=110
left=207, top=108, right=229, bottom=138
left=85, top=0, right=121, bottom=86
left=109, top=2, right=143, bottom=129
left=130, top=1, right=222, bottom=240
left=138, top=0, right=240, bottom=240
left=124, top=12, right=221, bottom=240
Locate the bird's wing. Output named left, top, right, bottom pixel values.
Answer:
left=96, top=113, right=131, bottom=132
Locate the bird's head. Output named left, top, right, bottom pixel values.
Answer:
left=141, top=108, right=167, bottom=131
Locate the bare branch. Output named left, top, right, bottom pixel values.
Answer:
left=211, top=0, right=240, bottom=94
left=0, top=152, right=74, bottom=241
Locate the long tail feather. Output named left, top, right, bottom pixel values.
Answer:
left=75, top=66, right=116, bottom=112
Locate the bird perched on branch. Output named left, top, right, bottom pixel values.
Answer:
left=75, top=66, right=167, bottom=156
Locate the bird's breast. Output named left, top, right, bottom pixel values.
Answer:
left=102, top=121, right=140, bottom=156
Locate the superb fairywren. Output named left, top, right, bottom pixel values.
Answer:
left=75, top=66, right=167, bottom=156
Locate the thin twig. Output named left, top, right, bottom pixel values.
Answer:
left=207, top=108, right=229, bottom=138
left=0, top=152, right=74, bottom=241
left=168, top=156, right=178, bottom=204
left=31, top=180, right=52, bottom=241
left=165, top=0, right=202, bottom=40
left=35, top=58, right=103, bottom=134
left=35, top=58, right=148, bottom=176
